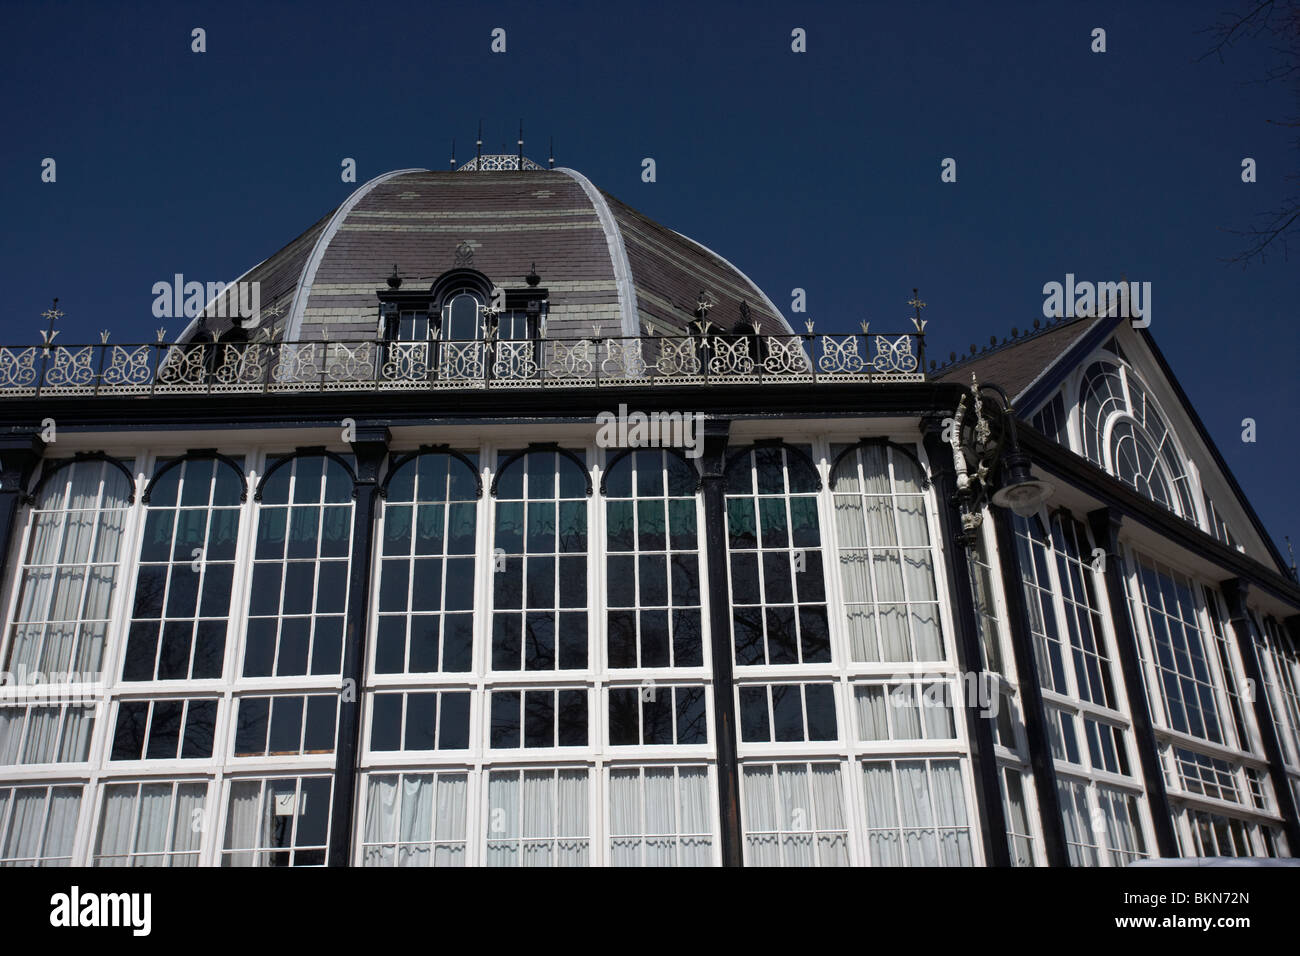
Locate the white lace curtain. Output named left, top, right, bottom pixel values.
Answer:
left=832, top=445, right=943, bottom=663
left=0, top=705, right=94, bottom=765
left=742, top=763, right=848, bottom=867
left=861, top=759, right=973, bottom=866
left=608, top=766, right=712, bottom=866
left=854, top=683, right=956, bottom=741
left=8, top=460, right=130, bottom=682
left=485, top=768, right=588, bottom=867
left=0, top=784, right=80, bottom=864
left=94, top=782, right=204, bottom=866
left=362, top=772, right=468, bottom=866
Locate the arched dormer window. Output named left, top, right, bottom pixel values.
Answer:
left=1078, top=359, right=1196, bottom=519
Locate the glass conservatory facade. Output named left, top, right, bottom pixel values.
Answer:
left=0, top=166, right=1296, bottom=868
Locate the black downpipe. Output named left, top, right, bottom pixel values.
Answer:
left=327, top=426, right=390, bottom=866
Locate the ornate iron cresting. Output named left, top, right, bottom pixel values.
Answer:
left=0, top=329, right=926, bottom=397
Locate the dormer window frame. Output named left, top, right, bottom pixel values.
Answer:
left=376, top=269, right=549, bottom=344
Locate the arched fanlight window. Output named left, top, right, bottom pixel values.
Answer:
left=1079, top=359, right=1196, bottom=519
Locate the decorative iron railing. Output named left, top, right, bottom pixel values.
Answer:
left=0, top=330, right=925, bottom=397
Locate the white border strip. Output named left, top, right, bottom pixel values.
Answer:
left=283, top=168, right=428, bottom=341
left=671, top=229, right=793, bottom=334
left=173, top=252, right=272, bottom=343
left=554, top=167, right=639, bottom=337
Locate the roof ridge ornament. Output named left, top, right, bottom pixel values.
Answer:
left=40, top=298, right=63, bottom=346
left=909, top=288, right=927, bottom=333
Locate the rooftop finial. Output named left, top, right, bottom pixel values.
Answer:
left=549, top=136, right=554, bottom=170
left=518, top=119, right=524, bottom=171
left=476, top=119, right=483, bottom=170
left=908, top=288, right=928, bottom=333
left=40, top=297, right=63, bottom=345
left=450, top=139, right=456, bottom=169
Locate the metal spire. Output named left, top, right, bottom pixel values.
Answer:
left=450, top=138, right=456, bottom=169
left=517, top=119, right=524, bottom=171
left=475, top=120, right=482, bottom=171
left=40, top=297, right=63, bottom=345
left=548, top=136, right=555, bottom=169
left=908, top=288, right=928, bottom=333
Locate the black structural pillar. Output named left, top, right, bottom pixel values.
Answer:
left=328, top=425, right=390, bottom=867
left=1086, top=507, right=1180, bottom=857
left=0, top=431, right=46, bottom=582
left=989, top=508, right=1071, bottom=866
left=921, top=419, right=1011, bottom=866
left=698, top=417, right=744, bottom=866
left=1219, top=580, right=1300, bottom=851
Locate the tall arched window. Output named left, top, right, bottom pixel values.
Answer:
left=442, top=292, right=483, bottom=342
left=4, top=457, right=134, bottom=683
left=246, top=454, right=355, bottom=678
left=1079, top=360, right=1196, bottom=518
left=0, top=457, right=133, bottom=771
left=491, top=448, right=589, bottom=674
left=829, top=443, right=943, bottom=663
left=125, top=456, right=244, bottom=683
left=375, top=450, right=480, bottom=675
left=724, top=444, right=829, bottom=667
left=603, top=449, right=704, bottom=670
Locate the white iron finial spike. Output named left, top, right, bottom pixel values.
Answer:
left=859, top=320, right=870, bottom=334
left=805, top=319, right=815, bottom=334
left=912, top=316, right=928, bottom=333
left=156, top=327, right=167, bottom=342
left=100, top=330, right=111, bottom=343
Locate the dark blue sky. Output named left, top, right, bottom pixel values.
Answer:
left=2, top=0, right=1296, bottom=557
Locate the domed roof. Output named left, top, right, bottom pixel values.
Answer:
left=189, top=162, right=790, bottom=343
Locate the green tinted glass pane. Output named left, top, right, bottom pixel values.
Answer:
left=758, top=498, right=788, bottom=549
left=446, top=501, right=477, bottom=554
left=637, top=499, right=666, bottom=551
left=789, top=496, right=821, bottom=548
left=606, top=500, right=634, bottom=551
left=494, top=501, right=524, bottom=553
left=727, top=498, right=756, bottom=549
left=558, top=501, right=586, bottom=553
left=320, top=506, right=351, bottom=556
left=527, top=502, right=556, bottom=553
left=257, top=508, right=288, bottom=560
left=668, top=498, right=696, bottom=549
left=415, top=504, right=445, bottom=555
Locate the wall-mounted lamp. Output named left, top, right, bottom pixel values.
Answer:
left=951, top=374, right=1054, bottom=538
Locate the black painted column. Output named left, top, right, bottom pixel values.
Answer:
left=328, top=425, right=390, bottom=867
left=1085, top=507, right=1179, bottom=857
left=1219, top=580, right=1300, bottom=852
left=698, top=417, right=743, bottom=866
left=0, top=432, right=46, bottom=583
left=921, top=421, right=1011, bottom=866
left=989, top=508, right=1070, bottom=866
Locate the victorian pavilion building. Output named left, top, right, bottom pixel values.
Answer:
left=0, top=155, right=1297, bottom=867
